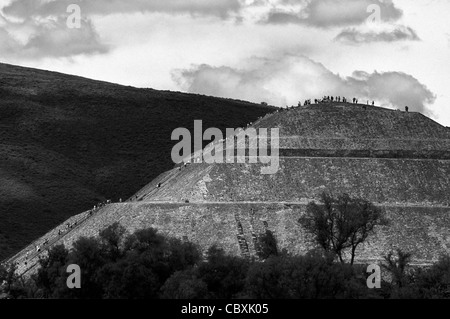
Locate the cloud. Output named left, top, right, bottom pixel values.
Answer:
left=2, top=0, right=242, bottom=19
left=0, top=16, right=108, bottom=58
left=0, top=0, right=415, bottom=58
left=258, top=0, right=418, bottom=45
left=173, top=54, right=436, bottom=114
left=346, top=70, right=436, bottom=114
left=335, top=25, right=420, bottom=44
left=0, top=0, right=241, bottom=58
left=262, top=0, right=403, bottom=28
left=0, top=1, right=109, bottom=58
left=0, top=26, right=22, bottom=55
left=22, top=17, right=108, bottom=58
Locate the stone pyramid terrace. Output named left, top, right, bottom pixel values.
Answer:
left=7, top=102, right=450, bottom=275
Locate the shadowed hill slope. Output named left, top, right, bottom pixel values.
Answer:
left=0, top=63, right=275, bottom=260
left=7, top=99, right=450, bottom=274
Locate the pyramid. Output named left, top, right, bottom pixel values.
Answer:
left=8, top=103, right=450, bottom=275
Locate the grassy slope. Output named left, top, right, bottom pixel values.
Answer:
left=0, top=63, right=275, bottom=260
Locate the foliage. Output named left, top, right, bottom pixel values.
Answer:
left=256, top=230, right=279, bottom=260
left=299, top=192, right=388, bottom=264
left=382, top=249, right=413, bottom=288
left=0, top=263, right=28, bottom=299
left=245, top=251, right=368, bottom=299
left=196, top=246, right=249, bottom=299
left=3, top=224, right=449, bottom=299
left=161, top=269, right=208, bottom=299
left=31, top=224, right=202, bottom=299
left=414, top=255, right=450, bottom=299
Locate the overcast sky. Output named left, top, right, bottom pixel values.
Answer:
left=0, top=0, right=449, bottom=126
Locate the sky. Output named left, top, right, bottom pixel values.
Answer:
left=0, top=0, right=449, bottom=126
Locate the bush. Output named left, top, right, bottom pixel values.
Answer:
left=245, top=252, right=370, bottom=299
left=32, top=225, right=202, bottom=299
left=413, top=256, right=450, bottom=299
left=196, top=246, right=249, bottom=299
left=28, top=224, right=450, bottom=299
left=161, top=269, right=208, bottom=299
left=256, top=230, right=278, bottom=260
left=34, top=244, right=70, bottom=298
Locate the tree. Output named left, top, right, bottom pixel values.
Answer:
left=34, top=244, right=70, bottom=298
left=0, top=263, right=29, bottom=298
left=0, top=263, right=17, bottom=296
left=161, top=269, right=208, bottom=299
left=66, top=237, right=107, bottom=298
left=414, top=255, right=450, bottom=298
left=299, top=192, right=388, bottom=265
left=100, top=228, right=201, bottom=299
left=256, top=230, right=279, bottom=260
left=245, top=252, right=369, bottom=299
left=382, top=249, right=413, bottom=289
left=32, top=226, right=202, bottom=299
left=165, top=238, right=202, bottom=273
left=381, top=249, right=418, bottom=298
left=99, top=222, right=127, bottom=261
left=197, top=246, right=249, bottom=299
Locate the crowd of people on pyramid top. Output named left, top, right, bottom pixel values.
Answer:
left=276, top=96, right=411, bottom=113
left=299, top=95, right=376, bottom=107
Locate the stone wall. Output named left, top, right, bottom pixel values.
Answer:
left=11, top=202, right=450, bottom=275
left=256, top=108, right=450, bottom=140
left=138, top=159, right=450, bottom=206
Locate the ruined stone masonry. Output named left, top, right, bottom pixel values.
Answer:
left=8, top=103, right=450, bottom=275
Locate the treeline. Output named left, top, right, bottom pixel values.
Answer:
left=0, top=223, right=449, bottom=299
left=1, top=192, right=449, bottom=299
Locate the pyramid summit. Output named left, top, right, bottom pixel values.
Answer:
left=8, top=102, right=450, bottom=275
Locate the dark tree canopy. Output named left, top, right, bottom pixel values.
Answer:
left=382, top=249, right=413, bottom=289
left=2, top=223, right=449, bottom=299
left=299, top=192, right=388, bottom=265
left=256, top=230, right=279, bottom=260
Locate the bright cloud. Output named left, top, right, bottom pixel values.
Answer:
left=262, top=0, right=403, bottom=28
left=174, top=54, right=435, bottom=115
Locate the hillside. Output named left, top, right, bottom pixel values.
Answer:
left=0, top=63, right=275, bottom=260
